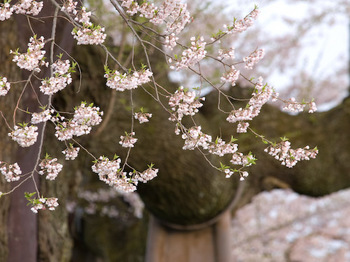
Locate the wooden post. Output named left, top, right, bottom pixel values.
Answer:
left=145, top=210, right=232, bottom=262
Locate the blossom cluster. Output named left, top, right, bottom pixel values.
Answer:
left=105, top=68, right=153, bottom=91
left=168, top=86, right=204, bottom=121
left=0, top=2, right=12, bottom=21
left=119, top=132, right=138, bottom=148
left=61, top=0, right=78, bottom=15
left=0, top=0, right=43, bottom=21
left=38, top=157, right=63, bottom=180
left=265, top=140, right=318, bottom=168
left=282, top=98, right=317, bottom=114
left=208, top=137, right=238, bottom=157
left=39, top=59, right=73, bottom=95
left=62, top=145, right=80, bottom=160
left=121, top=0, right=191, bottom=49
left=91, top=156, right=158, bottom=193
left=12, top=0, right=43, bottom=16
left=62, top=1, right=106, bottom=45
left=92, top=156, right=137, bottom=192
left=230, top=152, right=255, bottom=167
left=181, top=126, right=212, bottom=150
left=54, top=102, right=103, bottom=141
left=31, top=197, right=59, bottom=213
left=92, top=156, right=121, bottom=186
left=72, top=25, right=107, bottom=45
left=10, top=35, right=47, bottom=72
left=243, top=48, right=265, bottom=70
left=0, top=76, right=10, bottom=96
left=169, top=37, right=207, bottom=70
left=218, top=47, right=235, bottom=60
left=135, top=166, right=158, bottom=183
left=226, top=77, right=276, bottom=133
left=31, top=109, right=54, bottom=124
left=73, top=102, right=103, bottom=127
left=164, top=33, right=178, bottom=50
left=0, top=162, right=22, bottom=182
left=221, top=66, right=240, bottom=86
left=224, top=6, right=259, bottom=34
left=8, top=124, right=38, bottom=147
left=75, top=6, right=91, bottom=25
left=134, top=112, right=152, bottom=124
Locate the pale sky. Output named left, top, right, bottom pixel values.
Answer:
left=221, top=0, right=349, bottom=110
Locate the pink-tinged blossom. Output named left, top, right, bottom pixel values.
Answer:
left=31, top=199, right=45, bottom=213
left=218, top=48, right=235, bottom=60
left=39, top=76, right=72, bottom=95
left=221, top=66, right=240, bottom=86
left=136, top=166, right=158, bottom=183
left=308, top=101, right=317, bottom=113
left=54, top=120, right=75, bottom=141
left=92, top=156, right=137, bottom=192
left=45, top=197, right=59, bottom=210
left=39, top=157, right=63, bottom=181
left=10, top=36, right=47, bottom=72
left=134, top=112, right=152, bottom=124
left=237, top=121, right=249, bottom=133
left=240, top=171, right=249, bottom=181
left=138, top=2, right=157, bottom=19
left=0, top=77, right=10, bottom=96
left=230, top=152, right=255, bottom=167
left=121, top=0, right=190, bottom=47
left=170, top=36, right=207, bottom=70
left=181, top=126, right=212, bottom=150
left=31, top=109, right=53, bottom=124
left=208, top=138, right=238, bottom=156
left=105, top=68, right=152, bottom=91
left=13, top=0, right=43, bottom=16
left=224, top=6, right=259, bottom=34
left=226, top=108, right=256, bottom=123
left=129, top=0, right=191, bottom=35
left=73, top=102, right=103, bottom=127
left=75, top=7, right=92, bottom=26
left=72, top=25, right=106, bottom=45
left=0, top=162, right=22, bottom=182
left=61, top=0, right=78, bottom=15
left=226, top=77, right=276, bottom=128
left=30, top=197, right=59, bottom=213
left=92, top=156, right=121, bottom=186
left=162, top=1, right=190, bottom=35
left=224, top=169, right=234, bottom=178
left=121, top=0, right=139, bottom=15
left=54, top=102, right=103, bottom=140
left=114, top=174, right=137, bottom=192
left=244, top=48, right=265, bottom=69
left=282, top=97, right=305, bottom=113
left=119, top=132, right=138, bottom=148
left=265, top=140, right=318, bottom=168
left=120, top=0, right=134, bottom=9
left=168, top=86, right=204, bottom=121
left=62, top=146, right=80, bottom=160
left=248, top=77, right=274, bottom=108
left=0, top=2, right=13, bottom=21
left=39, top=59, right=73, bottom=95
left=8, top=125, right=38, bottom=147
left=51, top=59, right=70, bottom=75
left=164, top=33, right=178, bottom=50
